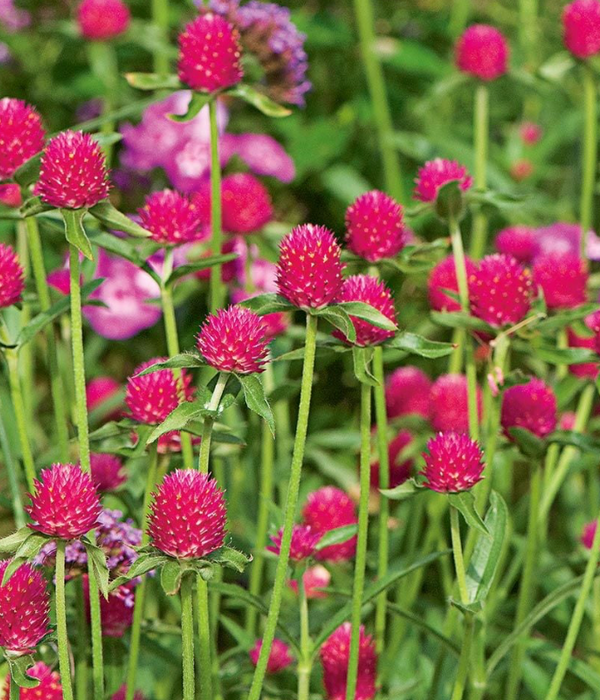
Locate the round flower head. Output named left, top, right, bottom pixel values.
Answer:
left=428, top=255, right=477, bottom=312
left=27, top=463, right=102, bottom=539
left=216, top=173, right=274, bottom=234
left=0, top=560, right=50, bottom=656
left=0, top=184, right=22, bottom=208
left=320, top=623, right=377, bottom=700
left=520, top=122, right=543, bottom=146
left=197, top=305, right=269, bottom=374
left=332, top=275, right=396, bottom=347
left=148, top=469, right=227, bottom=559
left=288, top=564, right=331, bottom=599
left=501, top=378, right=557, bottom=440
left=37, top=130, right=110, bottom=209
left=568, top=314, right=599, bottom=379
left=267, top=524, right=320, bottom=562
left=455, top=24, right=509, bottom=81
left=77, top=0, right=131, bottom=40
left=385, top=366, right=431, bottom=420
left=532, top=253, right=588, bottom=310
left=276, top=224, right=344, bottom=310
left=414, top=158, right=473, bottom=203
left=177, top=13, right=243, bottom=92
left=371, top=429, right=413, bottom=490
left=588, top=309, right=600, bottom=355
left=582, top=519, right=598, bottom=549
left=469, top=254, right=533, bottom=327
left=563, top=0, right=600, bottom=58
left=138, top=189, right=202, bottom=245
left=421, top=432, right=485, bottom=493
left=249, top=638, right=293, bottom=674
left=0, top=98, right=45, bottom=179
left=84, top=578, right=135, bottom=637
left=89, top=453, right=126, bottom=492
left=495, top=225, right=537, bottom=264
left=2, top=662, right=62, bottom=700
left=86, top=376, right=122, bottom=420
left=302, top=486, right=357, bottom=562
left=429, top=373, right=483, bottom=433
left=345, top=190, right=407, bottom=262
left=0, top=243, right=24, bottom=309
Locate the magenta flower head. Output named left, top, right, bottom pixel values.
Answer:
left=385, top=366, right=432, bottom=420
left=302, top=486, right=357, bottom=562
left=0, top=243, right=24, bottom=309
left=533, top=253, right=588, bottom=310
left=2, top=662, right=62, bottom=699
left=267, top=524, right=320, bottom=563
left=320, top=623, right=377, bottom=700
left=455, top=24, right=509, bottom=81
left=197, top=305, right=269, bottom=374
left=414, top=158, right=472, bottom=203
left=111, top=687, right=145, bottom=700
left=218, top=173, right=274, bottom=234
left=0, top=184, right=22, bottom=208
left=249, top=638, right=293, bottom=674
left=568, top=313, right=599, bottom=379
left=520, top=122, right=543, bottom=146
left=138, top=189, right=202, bottom=245
left=84, top=578, right=135, bottom=637
left=276, top=224, right=344, bottom=310
left=27, top=463, right=102, bottom=539
left=371, top=429, right=413, bottom=490
left=332, top=275, right=396, bottom=347
left=177, top=13, right=243, bottom=92
left=428, top=254, right=477, bottom=312
left=429, top=373, right=483, bottom=433
left=421, top=432, right=484, bottom=493
left=37, top=130, right=110, bottom=209
left=345, top=190, right=407, bottom=262
left=501, top=379, right=557, bottom=440
left=76, top=0, right=131, bottom=41
left=288, top=564, right=331, bottom=599
left=563, top=0, right=600, bottom=58
left=89, top=453, right=127, bottom=492
left=0, top=98, right=45, bottom=179
left=148, top=469, right=227, bottom=559
left=469, top=254, right=533, bottom=327
left=0, top=560, right=50, bottom=656
left=87, top=376, right=122, bottom=420
left=495, top=225, right=537, bottom=264
left=582, top=520, right=598, bottom=549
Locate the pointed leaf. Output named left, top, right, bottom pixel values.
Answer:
left=314, top=306, right=356, bottom=343
left=84, top=542, right=110, bottom=598
left=508, top=427, right=546, bottom=459
left=126, top=72, right=183, bottom=90
left=207, top=546, right=252, bottom=573
left=6, top=655, right=40, bottom=689
left=352, top=346, right=377, bottom=386
left=2, top=557, right=27, bottom=585
left=168, top=91, right=213, bottom=122
left=161, top=560, right=184, bottom=596
left=534, top=345, right=597, bottom=365
left=336, top=301, right=398, bottom=331
left=146, top=400, right=206, bottom=444
left=238, top=374, right=275, bottom=435
left=89, top=201, right=151, bottom=238
left=237, top=293, right=295, bottom=315
left=13, top=152, right=42, bottom=186
left=315, top=524, right=358, bottom=551
left=109, top=554, right=165, bottom=590
left=0, top=528, right=34, bottom=554
left=430, top=311, right=495, bottom=334
left=380, top=478, right=422, bottom=501
left=62, top=208, right=93, bottom=260
left=166, top=253, right=239, bottom=285
left=448, top=492, right=489, bottom=535
left=15, top=533, right=48, bottom=560
left=388, top=332, right=456, bottom=359
left=227, top=84, right=292, bottom=117
left=136, top=354, right=206, bottom=376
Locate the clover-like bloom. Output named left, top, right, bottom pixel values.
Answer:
left=320, top=623, right=377, bottom=700
left=138, top=189, right=203, bottom=245
left=345, top=190, right=407, bottom=262
left=563, top=0, right=600, bottom=58
left=429, top=374, right=483, bottom=433
left=455, top=24, right=509, bottom=81
left=77, top=0, right=131, bottom=40
left=0, top=97, right=45, bottom=178
left=0, top=243, right=24, bottom=309
left=495, top=225, right=537, bottom=264
left=421, top=431, right=484, bottom=493
left=501, top=379, right=557, bottom=439
left=427, top=255, right=476, bottom=312
left=532, top=252, right=588, bottom=310
left=385, top=366, right=432, bottom=420
left=414, top=158, right=472, bottom=203
left=302, top=486, right=357, bottom=562
left=249, top=638, right=294, bottom=673
left=267, top=524, right=320, bottom=562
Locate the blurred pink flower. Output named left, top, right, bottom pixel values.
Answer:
left=221, top=133, right=295, bottom=182
left=0, top=0, right=30, bottom=32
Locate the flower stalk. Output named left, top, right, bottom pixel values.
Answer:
left=56, top=539, right=75, bottom=700
left=209, top=99, right=225, bottom=314
left=470, top=84, right=489, bottom=259
left=580, top=63, right=597, bottom=258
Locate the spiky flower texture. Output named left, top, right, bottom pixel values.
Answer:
left=563, top=0, right=600, bottom=58
left=501, top=379, right=557, bottom=439
left=320, top=623, right=377, bottom=700
left=267, top=524, right=320, bottom=562
left=138, top=189, right=202, bottom=245
left=345, top=190, right=406, bottom=262
left=77, top=0, right=131, bottom=40
left=455, top=24, right=509, bottom=81
left=2, top=662, right=62, bottom=700
left=428, top=254, right=477, bottom=312
left=0, top=243, right=24, bottom=309
left=0, top=97, right=45, bottom=179
left=249, top=638, right=294, bottom=674
left=90, top=452, right=127, bottom=492
left=385, top=366, right=431, bottom=420
left=421, top=432, right=485, bottom=493
left=302, top=486, right=357, bottom=561
left=217, top=172, right=274, bottom=234
left=414, top=158, right=472, bottom=203
left=429, top=374, right=483, bottom=433
left=532, top=253, right=588, bottom=310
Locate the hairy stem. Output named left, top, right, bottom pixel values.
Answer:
left=209, top=100, right=225, bottom=313
left=56, top=540, right=75, bottom=700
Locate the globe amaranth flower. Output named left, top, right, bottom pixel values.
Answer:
left=178, top=13, right=243, bottom=92
left=267, top=524, right=320, bottom=562
left=111, top=686, right=145, bottom=700
left=87, top=376, right=122, bottom=420
left=320, top=623, right=377, bottom=700
left=414, top=158, right=473, bottom=203
left=84, top=577, right=135, bottom=637
left=520, top=122, right=543, bottom=145
left=27, top=463, right=102, bottom=539
left=0, top=97, right=45, bottom=179
left=568, top=313, right=599, bottom=379
left=2, top=662, right=62, bottom=700
left=138, top=189, right=203, bottom=245
left=89, top=452, right=127, bottom=492
left=0, top=243, right=24, bottom=309
left=77, top=0, right=131, bottom=40
left=0, top=183, right=21, bottom=208
left=495, top=225, right=537, bottom=264
left=582, top=519, right=599, bottom=549
left=249, top=638, right=293, bottom=673
left=288, top=564, right=331, bottom=599
left=429, top=374, right=483, bottom=433
left=501, top=378, right=557, bottom=439
left=563, top=0, right=600, bottom=58
left=455, top=24, right=509, bottom=81
left=302, top=486, right=357, bottom=562
left=385, top=366, right=431, bottom=420
left=332, top=275, right=396, bottom=347
left=197, top=305, right=270, bottom=374
left=37, top=130, right=110, bottom=209
left=370, top=429, right=413, bottom=490
left=428, top=254, right=477, bottom=312
left=0, top=560, right=50, bottom=656
left=224, top=133, right=295, bottom=183
left=421, top=431, right=485, bottom=493
left=469, top=254, right=533, bottom=327
left=532, top=253, right=588, bottom=310
left=276, top=224, right=344, bottom=310
left=345, top=190, right=407, bottom=262
left=148, top=469, right=227, bottom=559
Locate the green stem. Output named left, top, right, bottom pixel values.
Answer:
left=449, top=0, right=470, bottom=38
left=449, top=506, right=471, bottom=700
left=352, top=0, right=404, bottom=201
left=297, top=565, right=312, bottom=700
left=209, top=100, right=225, bottom=314
left=519, top=0, right=538, bottom=70
left=247, top=314, right=319, bottom=700
left=470, top=84, right=489, bottom=259
left=9, top=677, right=18, bottom=700
left=545, top=505, right=600, bottom=700
left=56, top=540, right=75, bottom=700
left=505, top=463, right=542, bottom=700
left=198, top=372, right=229, bottom=474
left=151, top=0, right=169, bottom=74
left=580, top=64, right=597, bottom=258
left=76, top=578, right=89, bottom=700
left=181, top=574, right=196, bottom=700
left=87, top=41, right=118, bottom=164
left=16, top=223, right=32, bottom=427
left=0, top=400, right=25, bottom=528
left=196, top=578, right=212, bottom=700
left=346, top=375, right=372, bottom=700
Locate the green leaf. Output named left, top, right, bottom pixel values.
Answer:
left=535, top=303, right=600, bottom=332
left=161, top=560, right=184, bottom=596
left=1, top=557, right=27, bottom=585
left=166, top=253, right=239, bottom=285
left=238, top=374, right=275, bottom=435
left=0, top=527, right=34, bottom=553
left=227, top=84, right=292, bottom=117
left=237, top=293, right=295, bottom=315
left=146, top=400, right=207, bottom=444
left=109, top=553, right=165, bottom=590
left=13, top=152, right=42, bottom=187
left=380, top=478, right=422, bottom=501
left=313, top=306, right=356, bottom=343
left=430, top=311, right=495, bottom=334
left=466, top=491, right=508, bottom=604
left=168, top=91, right=213, bottom=122
left=14, top=533, right=48, bottom=560
left=136, top=354, right=206, bottom=376
left=20, top=196, right=51, bottom=218
left=389, top=332, right=456, bottom=359
left=207, top=546, right=252, bottom=573
left=89, top=201, right=151, bottom=238
left=220, top=614, right=255, bottom=650
left=448, top=492, right=489, bottom=536
left=84, top=541, right=110, bottom=598
left=534, top=345, right=597, bottom=365
left=546, top=430, right=600, bottom=452
left=450, top=598, right=483, bottom=615
left=315, top=524, right=358, bottom=551
left=352, top=346, right=377, bottom=386
left=336, top=301, right=398, bottom=331
left=386, top=602, right=460, bottom=656
left=434, top=179, right=466, bottom=221
left=125, top=72, right=183, bottom=90
left=62, top=208, right=93, bottom=260
left=467, top=188, right=528, bottom=211
left=508, top=427, right=546, bottom=459
left=6, top=655, right=40, bottom=689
